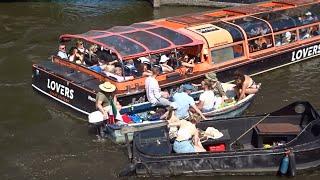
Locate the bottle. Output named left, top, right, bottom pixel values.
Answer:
left=280, top=154, right=289, bottom=175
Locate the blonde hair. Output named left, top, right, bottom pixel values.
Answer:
left=89, top=44, right=98, bottom=52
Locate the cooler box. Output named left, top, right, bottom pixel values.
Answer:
left=206, top=143, right=226, bottom=152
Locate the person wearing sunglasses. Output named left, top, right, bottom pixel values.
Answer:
left=57, top=44, right=68, bottom=59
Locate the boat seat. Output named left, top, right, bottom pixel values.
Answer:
left=256, top=123, right=301, bottom=135
left=253, top=123, right=301, bottom=148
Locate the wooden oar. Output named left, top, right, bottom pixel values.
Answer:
left=229, top=113, right=270, bottom=149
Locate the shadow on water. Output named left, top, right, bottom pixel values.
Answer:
left=0, top=1, right=319, bottom=180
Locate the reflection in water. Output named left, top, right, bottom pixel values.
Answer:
left=0, top=1, right=319, bottom=180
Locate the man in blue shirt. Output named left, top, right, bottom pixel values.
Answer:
left=173, top=84, right=207, bottom=120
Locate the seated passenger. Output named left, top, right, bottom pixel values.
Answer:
left=173, top=84, right=207, bottom=120
left=159, top=55, right=173, bottom=73
left=57, top=44, right=68, bottom=59
left=145, top=67, right=171, bottom=106
left=104, top=66, right=134, bottom=82
left=69, top=47, right=83, bottom=64
left=234, top=72, right=260, bottom=101
left=282, top=32, right=292, bottom=45
left=197, top=79, right=222, bottom=112
left=76, top=40, right=87, bottom=55
left=169, top=116, right=206, bottom=153
left=84, top=44, right=99, bottom=66
left=136, top=57, right=152, bottom=77
left=124, top=59, right=138, bottom=76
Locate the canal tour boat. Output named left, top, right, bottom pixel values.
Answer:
left=32, top=0, right=320, bottom=117
left=121, top=101, right=320, bottom=177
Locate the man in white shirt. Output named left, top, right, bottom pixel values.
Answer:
left=145, top=67, right=171, bottom=106
left=57, top=44, right=68, bottom=59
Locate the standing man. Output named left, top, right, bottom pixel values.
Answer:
left=145, top=67, right=171, bottom=106
left=173, top=84, right=207, bottom=120
left=57, top=44, right=68, bottom=59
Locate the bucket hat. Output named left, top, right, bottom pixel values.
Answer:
left=160, top=55, right=170, bottom=63
left=205, top=72, right=218, bottom=82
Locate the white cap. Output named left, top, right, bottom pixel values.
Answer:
left=306, top=11, right=312, bottom=16
left=285, top=32, right=291, bottom=38
left=160, top=55, right=170, bottom=63
left=138, top=57, right=150, bottom=64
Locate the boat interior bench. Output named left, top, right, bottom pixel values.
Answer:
left=201, top=129, right=231, bottom=151
left=253, top=123, right=301, bottom=148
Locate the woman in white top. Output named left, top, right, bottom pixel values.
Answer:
left=198, top=79, right=222, bottom=112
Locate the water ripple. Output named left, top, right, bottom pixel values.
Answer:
left=0, top=82, right=28, bottom=87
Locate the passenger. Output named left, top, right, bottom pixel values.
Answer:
left=94, top=82, right=124, bottom=127
left=197, top=79, right=222, bottom=112
left=84, top=44, right=99, bottom=66
left=124, top=59, right=138, bottom=76
left=160, top=102, right=180, bottom=139
left=57, top=44, right=68, bottom=59
left=282, top=32, right=292, bottom=45
left=68, top=47, right=83, bottom=64
left=76, top=40, right=87, bottom=55
left=170, top=116, right=206, bottom=153
left=180, top=54, right=195, bottom=68
left=173, top=84, right=207, bottom=120
left=234, top=72, right=260, bottom=101
left=145, top=67, right=171, bottom=106
left=205, top=72, right=227, bottom=99
left=159, top=55, right=173, bottom=73
left=136, top=57, right=152, bottom=77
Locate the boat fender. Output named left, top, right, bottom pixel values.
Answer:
left=288, top=151, right=296, bottom=177
left=279, top=153, right=289, bottom=175
left=118, top=163, right=136, bottom=177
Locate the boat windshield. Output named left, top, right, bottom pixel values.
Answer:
left=122, top=31, right=171, bottom=50
left=94, top=35, right=146, bottom=56
left=80, top=30, right=108, bottom=37
left=147, top=27, right=194, bottom=45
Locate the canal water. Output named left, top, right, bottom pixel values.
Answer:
left=0, top=1, right=319, bottom=179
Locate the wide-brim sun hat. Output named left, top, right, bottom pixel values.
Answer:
left=160, top=55, right=170, bottom=63
left=99, top=82, right=116, bottom=92
left=205, top=72, right=218, bottom=82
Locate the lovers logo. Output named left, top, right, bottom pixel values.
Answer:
left=47, top=79, right=74, bottom=100
left=291, top=44, right=320, bottom=61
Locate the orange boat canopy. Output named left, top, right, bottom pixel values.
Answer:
left=59, top=23, right=203, bottom=60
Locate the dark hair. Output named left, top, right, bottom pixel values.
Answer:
left=234, top=71, right=244, bottom=79
left=151, top=66, right=160, bottom=75
left=166, top=107, right=174, bottom=120
left=69, top=47, right=77, bottom=55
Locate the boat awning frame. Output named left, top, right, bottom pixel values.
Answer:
left=59, top=23, right=203, bottom=60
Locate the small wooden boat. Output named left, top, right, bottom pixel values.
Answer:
left=120, top=101, right=320, bottom=177
left=103, top=83, right=257, bottom=144
left=32, top=0, right=320, bottom=116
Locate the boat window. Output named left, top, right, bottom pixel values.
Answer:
left=130, top=23, right=155, bottom=29
left=248, top=35, right=273, bottom=53
left=255, top=4, right=320, bottom=32
left=94, top=35, right=146, bottom=56
left=147, top=27, right=194, bottom=45
left=213, top=22, right=244, bottom=42
left=123, top=31, right=171, bottom=50
left=299, top=24, right=320, bottom=40
left=275, top=30, right=298, bottom=46
left=80, top=30, right=107, bottom=37
left=211, top=44, right=244, bottom=64
left=107, top=26, right=136, bottom=33
left=230, top=17, right=271, bottom=39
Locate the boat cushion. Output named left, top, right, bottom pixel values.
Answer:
left=256, top=123, right=301, bottom=135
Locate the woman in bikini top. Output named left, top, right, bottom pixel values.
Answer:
left=235, top=72, right=260, bottom=101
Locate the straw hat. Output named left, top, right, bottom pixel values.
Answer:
left=205, top=72, right=218, bottom=82
left=204, top=127, right=223, bottom=139
left=160, top=55, right=170, bottom=63
left=99, top=82, right=116, bottom=92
